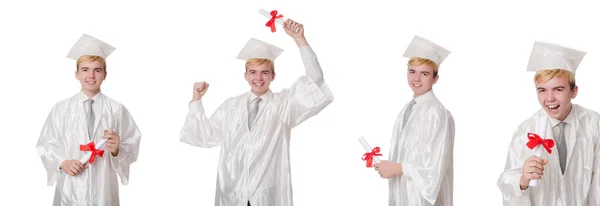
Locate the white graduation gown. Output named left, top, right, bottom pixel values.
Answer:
left=36, top=92, right=142, bottom=206
left=497, top=104, right=600, bottom=206
left=180, top=46, right=334, bottom=206
left=388, top=90, right=455, bottom=206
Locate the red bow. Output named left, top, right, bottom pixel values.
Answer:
left=362, top=147, right=382, bottom=168
left=526, top=132, right=555, bottom=154
left=80, top=142, right=105, bottom=164
left=265, top=10, right=283, bottom=32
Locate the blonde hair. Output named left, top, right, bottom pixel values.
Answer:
left=408, top=57, right=439, bottom=77
left=534, top=69, right=576, bottom=90
left=245, top=58, right=275, bottom=73
left=76, top=55, right=106, bottom=71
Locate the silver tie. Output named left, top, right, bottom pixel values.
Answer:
left=248, top=98, right=262, bottom=130
left=86, top=99, right=95, bottom=140
left=402, top=100, right=416, bottom=130
left=557, top=122, right=567, bottom=174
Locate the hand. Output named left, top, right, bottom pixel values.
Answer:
left=519, top=156, right=548, bottom=190
left=283, top=19, right=308, bottom=46
left=60, top=160, right=87, bottom=176
left=373, top=160, right=403, bottom=179
left=103, top=130, right=120, bottom=156
left=192, top=82, right=209, bottom=102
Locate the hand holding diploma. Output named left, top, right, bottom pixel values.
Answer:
left=103, top=129, right=120, bottom=156
left=523, top=117, right=553, bottom=188
left=259, top=9, right=300, bottom=33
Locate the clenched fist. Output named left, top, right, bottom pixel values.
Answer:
left=192, top=82, right=209, bottom=102
left=519, top=156, right=548, bottom=190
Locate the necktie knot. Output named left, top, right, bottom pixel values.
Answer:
left=558, top=121, right=566, bottom=130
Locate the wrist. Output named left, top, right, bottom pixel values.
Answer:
left=519, top=176, right=529, bottom=190
left=396, top=163, right=403, bottom=176
left=294, top=37, right=308, bottom=47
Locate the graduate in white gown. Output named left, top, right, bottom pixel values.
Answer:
left=180, top=20, right=333, bottom=206
left=36, top=34, right=142, bottom=206
left=497, top=42, right=600, bottom=206
left=373, top=36, right=455, bottom=206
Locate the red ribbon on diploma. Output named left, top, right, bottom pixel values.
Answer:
left=80, top=142, right=105, bottom=164
left=526, top=132, right=555, bottom=154
left=362, top=147, right=382, bottom=168
left=265, top=10, right=283, bottom=32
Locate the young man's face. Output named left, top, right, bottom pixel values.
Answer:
left=245, top=63, right=275, bottom=96
left=536, top=76, right=577, bottom=121
left=75, top=60, right=106, bottom=95
left=407, top=63, right=438, bottom=98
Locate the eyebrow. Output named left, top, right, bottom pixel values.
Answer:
left=537, top=86, right=566, bottom=90
left=79, top=67, right=104, bottom=71
left=248, top=69, right=271, bottom=73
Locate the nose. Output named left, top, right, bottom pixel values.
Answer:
left=413, top=74, right=421, bottom=82
left=546, top=91, right=556, bottom=102
left=88, top=71, right=96, bottom=79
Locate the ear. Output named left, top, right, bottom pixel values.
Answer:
left=433, top=75, right=439, bottom=84
left=75, top=70, right=80, bottom=80
left=244, top=71, right=248, bottom=81
left=103, top=71, right=107, bottom=80
left=571, top=85, right=578, bottom=99
left=271, top=72, right=276, bottom=81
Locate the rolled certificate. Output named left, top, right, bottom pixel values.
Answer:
left=529, top=116, right=547, bottom=187
left=259, top=9, right=300, bottom=32
left=79, top=138, right=108, bottom=165
left=359, top=136, right=381, bottom=164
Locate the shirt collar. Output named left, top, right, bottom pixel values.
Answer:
left=548, top=104, right=576, bottom=127
left=413, top=90, right=435, bottom=105
left=247, top=90, right=272, bottom=103
left=79, top=91, right=102, bottom=103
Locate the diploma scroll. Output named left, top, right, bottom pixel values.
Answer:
left=259, top=9, right=301, bottom=33
left=529, top=116, right=547, bottom=187
left=79, top=138, right=108, bottom=165
left=359, top=136, right=381, bottom=164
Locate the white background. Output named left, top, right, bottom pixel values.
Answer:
left=1, top=0, right=599, bottom=205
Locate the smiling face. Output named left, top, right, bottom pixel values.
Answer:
left=244, top=58, right=275, bottom=96
left=534, top=69, right=577, bottom=121
left=75, top=55, right=107, bottom=97
left=407, top=57, right=439, bottom=98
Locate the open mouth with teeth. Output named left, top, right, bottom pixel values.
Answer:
left=254, top=83, right=264, bottom=86
left=547, top=105, right=559, bottom=111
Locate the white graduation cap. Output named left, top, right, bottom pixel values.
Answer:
left=236, top=38, right=284, bottom=61
left=403, top=35, right=451, bottom=66
left=66, top=34, right=116, bottom=60
left=526, top=41, right=586, bottom=74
